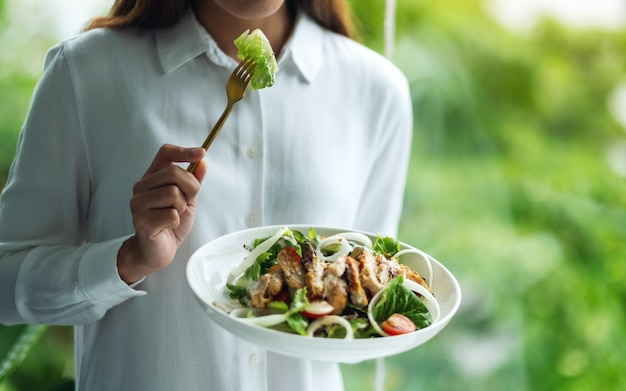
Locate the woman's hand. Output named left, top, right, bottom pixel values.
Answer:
left=117, top=144, right=207, bottom=284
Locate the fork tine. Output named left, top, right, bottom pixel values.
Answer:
left=232, top=58, right=248, bottom=73
left=236, top=58, right=256, bottom=78
left=242, top=57, right=255, bottom=71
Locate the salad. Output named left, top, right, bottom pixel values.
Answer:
left=234, top=29, right=278, bottom=91
left=224, top=227, right=441, bottom=339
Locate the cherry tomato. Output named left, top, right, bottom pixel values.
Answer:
left=381, top=313, right=416, bottom=336
left=302, top=300, right=334, bottom=319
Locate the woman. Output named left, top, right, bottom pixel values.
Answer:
left=0, top=0, right=413, bottom=390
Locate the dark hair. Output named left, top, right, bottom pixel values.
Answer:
left=85, top=0, right=357, bottom=39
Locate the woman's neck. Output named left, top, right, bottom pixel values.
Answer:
left=192, top=1, right=295, bottom=60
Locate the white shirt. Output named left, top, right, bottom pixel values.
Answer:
left=0, top=9, right=412, bottom=391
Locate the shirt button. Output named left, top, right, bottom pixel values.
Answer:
left=245, top=215, right=258, bottom=227
left=246, top=146, right=259, bottom=158
left=249, top=353, right=260, bottom=366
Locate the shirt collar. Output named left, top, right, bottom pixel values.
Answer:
left=156, top=9, right=232, bottom=73
left=156, top=8, right=325, bottom=83
left=279, top=13, right=325, bottom=84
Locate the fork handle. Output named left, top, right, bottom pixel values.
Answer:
left=187, top=104, right=234, bottom=173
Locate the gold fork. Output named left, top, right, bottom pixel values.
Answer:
left=187, top=58, right=256, bottom=173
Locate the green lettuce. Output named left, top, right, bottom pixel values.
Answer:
left=266, top=288, right=310, bottom=335
left=372, top=275, right=432, bottom=329
left=234, top=29, right=278, bottom=90
left=373, top=235, right=401, bottom=258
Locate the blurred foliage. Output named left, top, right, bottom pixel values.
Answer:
left=0, top=325, right=74, bottom=391
left=344, top=0, right=626, bottom=390
left=2, top=0, right=626, bottom=390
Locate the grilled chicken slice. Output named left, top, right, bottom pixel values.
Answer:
left=303, top=249, right=325, bottom=300
left=322, top=256, right=348, bottom=315
left=376, top=254, right=392, bottom=286
left=345, top=256, right=369, bottom=307
left=377, top=254, right=405, bottom=286
left=248, top=265, right=284, bottom=308
left=398, top=263, right=431, bottom=291
left=352, top=247, right=385, bottom=295
left=277, top=247, right=307, bottom=289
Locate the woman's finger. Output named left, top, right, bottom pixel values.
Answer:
left=190, top=157, right=207, bottom=184
left=133, top=165, right=201, bottom=201
left=143, top=144, right=205, bottom=177
left=130, top=185, right=189, bottom=216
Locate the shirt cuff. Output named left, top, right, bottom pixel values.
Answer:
left=78, top=236, right=147, bottom=309
left=128, top=276, right=146, bottom=289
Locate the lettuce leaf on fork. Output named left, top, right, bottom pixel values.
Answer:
left=234, top=29, right=278, bottom=90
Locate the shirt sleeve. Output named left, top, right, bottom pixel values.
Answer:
left=0, top=43, right=145, bottom=326
left=354, top=66, right=413, bottom=238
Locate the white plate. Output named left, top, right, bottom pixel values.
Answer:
left=186, top=225, right=462, bottom=363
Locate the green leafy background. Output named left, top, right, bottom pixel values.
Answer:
left=1, top=0, right=625, bottom=390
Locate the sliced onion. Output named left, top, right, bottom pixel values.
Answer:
left=315, top=232, right=373, bottom=262
left=333, top=232, right=373, bottom=249
left=228, top=226, right=289, bottom=283
left=306, top=315, right=354, bottom=339
left=395, top=248, right=434, bottom=287
left=367, top=288, right=390, bottom=337
left=316, top=236, right=351, bottom=262
left=229, top=308, right=287, bottom=327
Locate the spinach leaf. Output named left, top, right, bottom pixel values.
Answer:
left=373, top=236, right=401, bottom=258
left=372, top=276, right=432, bottom=329
left=226, top=283, right=249, bottom=304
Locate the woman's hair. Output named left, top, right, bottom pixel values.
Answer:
left=85, top=0, right=357, bottom=39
